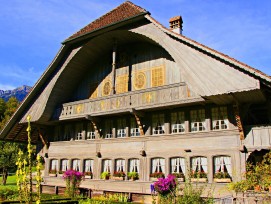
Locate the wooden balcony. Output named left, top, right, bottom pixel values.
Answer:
left=55, top=83, right=203, bottom=120
left=244, top=125, right=271, bottom=151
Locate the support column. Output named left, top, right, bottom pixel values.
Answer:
left=233, top=104, right=245, bottom=140
left=111, top=41, right=117, bottom=95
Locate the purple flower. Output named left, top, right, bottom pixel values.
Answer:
left=153, top=174, right=177, bottom=195
left=150, top=184, right=155, bottom=193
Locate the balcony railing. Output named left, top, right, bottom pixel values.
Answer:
left=55, top=83, right=203, bottom=120
left=244, top=125, right=271, bottom=150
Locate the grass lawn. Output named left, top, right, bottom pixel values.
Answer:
left=0, top=175, right=17, bottom=190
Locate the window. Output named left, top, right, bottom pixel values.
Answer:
left=191, top=157, right=207, bottom=173
left=102, top=159, right=112, bottom=172
left=87, top=123, right=95, bottom=140
left=130, top=118, right=140, bottom=136
left=61, top=159, right=69, bottom=172
left=116, top=75, right=128, bottom=94
left=117, top=118, right=126, bottom=138
left=104, top=119, right=113, bottom=139
left=190, top=109, right=206, bottom=132
left=214, top=156, right=232, bottom=177
left=50, top=159, right=58, bottom=171
left=129, top=159, right=140, bottom=173
left=171, top=111, right=185, bottom=133
left=151, top=158, right=165, bottom=174
left=170, top=157, right=186, bottom=174
left=84, top=159, right=93, bottom=173
left=115, top=159, right=125, bottom=172
left=151, top=66, right=165, bottom=87
left=72, top=159, right=80, bottom=171
left=152, top=114, right=165, bottom=135
left=64, top=125, right=73, bottom=141
left=75, top=123, right=83, bottom=140
left=212, top=107, right=229, bottom=130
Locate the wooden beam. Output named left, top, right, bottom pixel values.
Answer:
left=38, top=128, right=49, bottom=149
left=85, top=115, right=101, bottom=138
left=131, top=109, right=145, bottom=136
left=233, top=104, right=245, bottom=140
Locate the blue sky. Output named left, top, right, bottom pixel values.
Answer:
left=0, top=0, right=270, bottom=90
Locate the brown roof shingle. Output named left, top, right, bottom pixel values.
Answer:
left=65, top=1, right=147, bottom=42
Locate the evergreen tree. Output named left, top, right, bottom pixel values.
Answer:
left=0, top=98, right=6, bottom=122
left=0, top=97, right=19, bottom=130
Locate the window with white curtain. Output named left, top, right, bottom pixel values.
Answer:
left=129, top=159, right=140, bottom=172
left=86, top=123, right=95, bottom=140
left=214, top=156, right=232, bottom=177
left=212, top=107, right=229, bottom=130
left=115, top=159, right=125, bottom=172
left=171, top=111, right=185, bottom=133
left=84, top=159, right=93, bottom=172
left=75, top=123, right=83, bottom=140
left=104, top=120, right=113, bottom=139
left=50, top=159, right=58, bottom=170
left=130, top=118, right=140, bottom=137
left=191, top=157, right=207, bottom=173
left=170, top=157, right=186, bottom=174
left=190, top=109, right=206, bottom=132
left=103, top=159, right=112, bottom=172
left=72, top=159, right=80, bottom=171
left=152, top=114, right=165, bottom=135
left=151, top=158, right=165, bottom=173
left=117, top=118, right=126, bottom=138
left=61, top=159, right=69, bottom=171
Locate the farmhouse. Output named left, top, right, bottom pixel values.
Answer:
left=1, top=0, right=271, bottom=199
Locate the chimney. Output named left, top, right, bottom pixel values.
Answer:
left=169, top=16, right=183, bottom=35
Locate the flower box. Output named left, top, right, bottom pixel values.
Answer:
left=178, top=178, right=184, bottom=182
left=85, top=175, right=92, bottom=179
left=112, top=176, right=124, bottom=181
left=150, top=177, right=158, bottom=181
left=49, top=173, right=56, bottom=177
left=191, top=178, right=207, bottom=183
left=214, top=178, right=231, bottom=183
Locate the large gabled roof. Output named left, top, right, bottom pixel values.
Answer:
left=64, top=1, right=148, bottom=42
left=0, top=1, right=271, bottom=144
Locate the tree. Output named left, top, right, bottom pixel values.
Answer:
left=0, top=97, right=20, bottom=185
left=0, top=98, right=6, bottom=121
left=0, top=142, right=20, bottom=185
left=0, top=97, right=19, bottom=130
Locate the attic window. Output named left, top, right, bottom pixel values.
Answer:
left=103, top=81, right=111, bottom=96
left=151, top=65, right=165, bottom=87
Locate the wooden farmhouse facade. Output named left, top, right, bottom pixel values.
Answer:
left=1, top=1, right=271, bottom=198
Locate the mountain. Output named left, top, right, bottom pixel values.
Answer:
left=0, top=85, right=32, bottom=102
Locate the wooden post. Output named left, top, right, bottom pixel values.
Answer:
left=233, top=104, right=245, bottom=140
left=112, top=41, right=117, bottom=95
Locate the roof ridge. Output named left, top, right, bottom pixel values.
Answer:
left=66, top=1, right=147, bottom=42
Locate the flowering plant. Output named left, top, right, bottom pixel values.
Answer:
left=191, top=171, right=207, bottom=178
left=153, top=174, right=177, bottom=196
left=100, top=171, right=110, bottom=179
left=113, top=171, right=125, bottom=177
left=150, top=172, right=165, bottom=178
left=58, top=170, right=64, bottom=174
left=63, top=170, right=84, bottom=198
left=172, top=172, right=184, bottom=178
left=214, top=171, right=231, bottom=179
left=49, top=169, right=57, bottom=174
left=84, top=171, right=93, bottom=176
left=127, top=172, right=139, bottom=180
